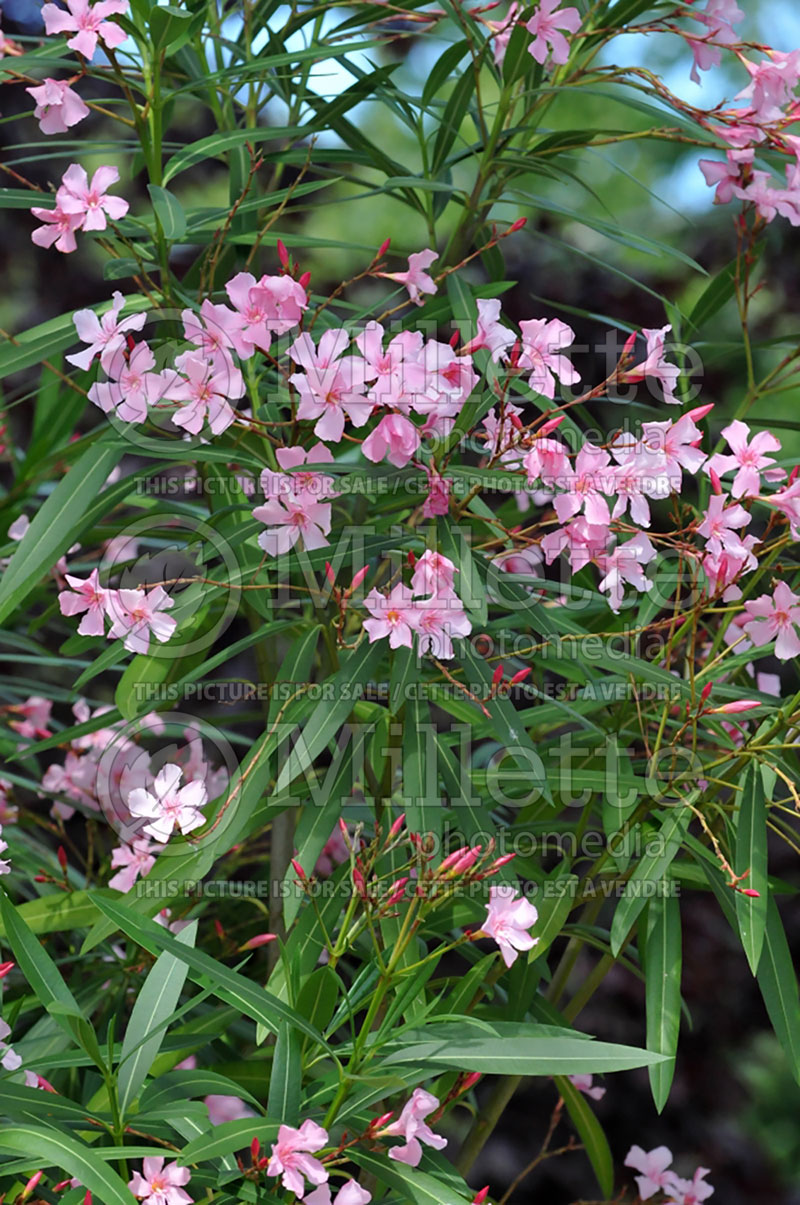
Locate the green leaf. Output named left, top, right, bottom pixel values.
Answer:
left=610, top=807, right=691, bottom=956
left=90, top=895, right=329, bottom=1049
left=117, top=921, right=196, bottom=1116
left=267, top=1021, right=302, bottom=1126
left=0, top=439, right=124, bottom=624
left=147, top=184, right=187, bottom=241
left=735, top=762, right=772, bottom=975
left=180, top=1120, right=278, bottom=1162
left=351, top=1148, right=472, bottom=1204
left=0, top=1127, right=136, bottom=1205
left=555, top=1075, right=614, bottom=1197
left=643, top=893, right=682, bottom=1111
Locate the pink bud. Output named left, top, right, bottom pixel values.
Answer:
left=291, top=858, right=307, bottom=880
left=277, top=239, right=290, bottom=268
left=449, top=330, right=460, bottom=348
left=370, top=1111, right=395, bottom=1132
left=472, top=1189, right=490, bottom=1204
left=54, top=1183, right=73, bottom=1193
left=21, top=1172, right=43, bottom=1199
left=325, top=561, right=336, bottom=587
left=709, top=466, right=723, bottom=495
left=509, top=409, right=523, bottom=429
left=37, top=1075, right=58, bottom=1093
left=740, top=887, right=761, bottom=897
left=462, top=1071, right=483, bottom=1091
left=508, top=217, right=527, bottom=233
left=407, top=549, right=416, bottom=566
left=708, top=700, right=761, bottom=714
left=687, top=402, right=715, bottom=422
left=387, top=812, right=406, bottom=840
left=436, top=845, right=470, bottom=873
left=377, top=237, right=391, bottom=257
left=491, top=664, right=504, bottom=687
left=84, top=1192, right=92, bottom=1205
left=485, top=852, right=516, bottom=874
left=299, top=270, right=311, bottom=289
left=57, top=845, right=68, bottom=873
left=251, top=1136, right=261, bottom=1164
left=352, top=865, right=366, bottom=896
left=509, top=667, right=531, bottom=686
left=0, top=961, right=14, bottom=979
left=621, top=330, right=638, bottom=357
left=789, top=464, right=800, bottom=486
left=241, top=933, right=278, bottom=950
left=700, top=681, right=713, bottom=702
left=451, top=847, right=481, bottom=874
left=338, top=817, right=351, bottom=845
left=538, top=414, right=565, bottom=436
left=349, top=565, right=369, bottom=593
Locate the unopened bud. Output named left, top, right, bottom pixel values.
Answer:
left=739, top=888, right=761, bottom=897
left=0, top=961, right=14, bottom=979
left=538, top=414, right=565, bottom=437
left=277, top=239, right=290, bottom=268
left=325, top=561, right=336, bottom=587
left=240, top=932, right=277, bottom=950
left=508, top=217, right=527, bottom=233
left=709, top=466, right=723, bottom=495
left=57, top=845, right=68, bottom=873
left=349, top=565, right=369, bottom=593
left=708, top=700, right=760, bottom=714
left=21, top=1172, right=43, bottom=1200
left=509, top=667, right=531, bottom=686
left=299, top=271, right=311, bottom=289
left=491, top=664, right=504, bottom=687
left=472, top=1188, right=490, bottom=1204
left=700, top=681, right=713, bottom=703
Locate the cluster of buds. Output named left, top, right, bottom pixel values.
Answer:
left=276, top=238, right=311, bottom=293
left=488, top=662, right=532, bottom=699
left=688, top=682, right=762, bottom=720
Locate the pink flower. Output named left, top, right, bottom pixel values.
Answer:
left=553, top=443, right=612, bottom=526
left=411, top=550, right=457, bottom=595
left=687, top=0, right=743, bottom=83
left=381, top=249, right=438, bottom=306
left=518, top=317, right=580, bottom=399
left=181, top=300, right=242, bottom=367
left=89, top=342, right=166, bottom=424
left=58, top=568, right=110, bottom=637
left=525, top=0, right=581, bottom=67
left=480, top=883, right=539, bottom=967
left=0, top=1019, right=21, bottom=1069
left=597, top=532, right=656, bottom=613
left=128, top=1158, right=192, bottom=1205
left=422, top=467, right=451, bottom=517
left=9, top=696, right=52, bottom=740
left=736, top=52, right=800, bottom=124
left=355, top=323, right=427, bottom=409
left=625, top=325, right=681, bottom=405
left=26, top=78, right=89, bottom=134
left=306, top=1183, right=371, bottom=1205
left=107, top=586, right=177, bottom=654
left=42, top=0, right=129, bottom=61
left=30, top=199, right=83, bottom=254
left=764, top=477, right=800, bottom=538
left=260, top=444, right=338, bottom=504
left=617, top=410, right=708, bottom=488
left=204, top=1095, right=255, bottom=1126
left=410, top=591, right=472, bottom=660
left=363, top=584, right=417, bottom=650
left=664, top=1167, right=714, bottom=1205
left=127, top=764, right=208, bottom=843
left=705, top=419, right=784, bottom=497
left=462, top=299, right=516, bottom=362
left=362, top=413, right=420, bottom=468
left=252, top=496, right=332, bottom=556
left=108, top=838, right=162, bottom=892
left=624, top=1145, right=674, bottom=1200
left=568, top=1074, right=606, bottom=1101
left=541, top=516, right=610, bottom=573
left=488, top=3, right=520, bottom=67
left=67, top=290, right=147, bottom=372
left=163, top=352, right=244, bottom=435
left=267, top=1120, right=329, bottom=1198
left=224, top=271, right=308, bottom=358
left=523, top=436, right=571, bottom=487
left=0, top=831, right=10, bottom=880
left=314, top=827, right=349, bottom=876
left=742, top=582, right=800, bottom=660
left=383, top=1088, right=447, bottom=1166
left=699, top=149, right=754, bottom=204
left=289, top=330, right=371, bottom=442
left=58, top=163, right=129, bottom=232
left=697, top=494, right=751, bottom=559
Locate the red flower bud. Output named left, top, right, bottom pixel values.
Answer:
left=709, top=466, right=723, bottom=495
left=325, top=561, right=336, bottom=587
left=377, top=237, right=391, bottom=258
left=241, top=933, right=278, bottom=950
left=700, top=681, right=713, bottom=702
left=277, top=239, right=290, bottom=268
left=538, top=414, right=565, bottom=437
left=0, top=961, right=14, bottom=979
left=291, top=858, right=307, bottom=880
left=472, top=1188, right=490, bottom=1204
left=509, top=667, right=531, bottom=686
left=213, top=919, right=225, bottom=940
left=299, top=271, right=311, bottom=289
left=349, top=565, right=369, bottom=593
left=251, top=1136, right=261, bottom=1164
left=387, top=812, right=406, bottom=839
left=739, top=888, right=761, bottom=897
left=508, top=217, right=527, bottom=233
left=491, top=664, right=504, bottom=687
left=57, top=845, right=68, bottom=873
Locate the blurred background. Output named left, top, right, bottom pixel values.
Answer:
left=2, top=1, right=800, bottom=1200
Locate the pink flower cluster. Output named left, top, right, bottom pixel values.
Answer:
left=362, top=551, right=472, bottom=661
left=31, top=164, right=129, bottom=254
left=42, top=0, right=128, bottom=61
left=625, top=1146, right=714, bottom=1204
left=58, top=568, right=176, bottom=654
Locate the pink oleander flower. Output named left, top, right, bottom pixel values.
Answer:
left=57, top=568, right=110, bottom=637
left=624, top=1145, right=675, bottom=1200
left=163, top=351, right=244, bottom=436
left=523, top=436, right=571, bottom=488
left=0, top=827, right=10, bottom=878
left=518, top=317, right=580, bottom=399
left=742, top=582, right=800, bottom=660
left=108, top=838, right=162, bottom=893
left=553, top=443, right=612, bottom=526
left=413, top=340, right=477, bottom=420
left=314, top=826, right=349, bottom=876
left=67, top=290, right=147, bottom=372
left=422, top=467, right=451, bottom=517
left=107, top=586, right=177, bottom=655
left=626, top=325, right=681, bottom=405
left=525, top=0, right=581, bottom=67
left=383, top=1088, right=447, bottom=1166
left=224, top=271, right=308, bottom=358
left=608, top=456, right=670, bottom=528
left=260, top=444, right=338, bottom=504
left=355, top=323, right=426, bottom=409
left=89, top=342, right=166, bottom=424
left=480, top=883, right=539, bottom=967
left=127, top=764, right=208, bottom=843
left=204, top=1095, right=255, bottom=1126
left=267, top=1120, right=329, bottom=1198
left=568, top=1074, right=606, bottom=1101
left=411, top=591, right=472, bottom=660
left=0, top=1018, right=21, bottom=1069
left=26, top=78, right=89, bottom=134
left=697, top=494, right=751, bottom=559
left=289, top=330, right=371, bottom=442
left=9, top=696, right=53, bottom=740
left=362, top=413, right=420, bottom=468
left=732, top=166, right=800, bottom=226
left=764, top=477, right=800, bottom=538
left=181, top=300, right=241, bottom=367
left=128, top=1158, right=192, bottom=1205
left=541, top=516, right=610, bottom=573
left=30, top=199, right=83, bottom=254
left=363, top=584, right=417, bottom=650
left=699, top=149, right=754, bottom=204
left=736, top=51, right=800, bottom=124
left=306, top=1182, right=371, bottom=1205
left=488, top=2, right=520, bottom=68
left=252, top=495, right=332, bottom=556
left=664, top=1167, right=715, bottom=1205
left=687, top=0, right=744, bottom=83
left=58, top=163, right=129, bottom=232
left=617, top=409, right=709, bottom=488
left=0, top=21, right=23, bottom=56
left=705, top=419, right=784, bottom=497
left=462, top=299, right=516, bottom=362
left=381, top=249, right=438, bottom=306
left=42, top=0, right=129, bottom=61
left=411, top=550, right=457, bottom=595
left=597, top=532, right=657, bottom=613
